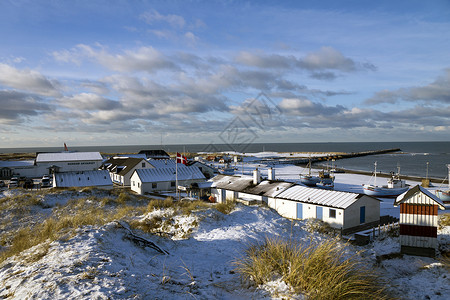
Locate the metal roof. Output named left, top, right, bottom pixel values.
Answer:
left=37, top=152, right=103, bottom=163
left=147, top=159, right=176, bottom=169
left=134, top=166, right=205, bottom=183
left=274, top=185, right=369, bottom=209
left=211, top=174, right=254, bottom=191
left=243, top=180, right=295, bottom=197
left=0, top=160, right=35, bottom=168
left=53, top=170, right=112, bottom=188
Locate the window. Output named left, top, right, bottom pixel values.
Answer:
left=132, top=181, right=135, bottom=186
left=138, top=182, right=140, bottom=188
left=329, top=209, right=336, bottom=219
left=142, top=163, right=146, bottom=168
left=171, top=181, right=175, bottom=187
left=152, top=183, right=157, bottom=189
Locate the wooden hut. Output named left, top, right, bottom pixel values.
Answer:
left=394, top=185, right=445, bottom=257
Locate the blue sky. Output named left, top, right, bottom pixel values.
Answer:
left=1, top=0, right=450, bottom=148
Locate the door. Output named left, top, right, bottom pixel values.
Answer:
left=296, top=203, right=303, bottom=219
left=360, top=206, right=366, bottom=224
left=316, top=206, right=323, bottom=220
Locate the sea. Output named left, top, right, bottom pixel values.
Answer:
left=0, top=141, right=449, bottom=180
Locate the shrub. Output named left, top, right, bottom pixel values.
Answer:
left=234, top=237, right=389, bottom=299
left=215, top=200, right=236, bottom=215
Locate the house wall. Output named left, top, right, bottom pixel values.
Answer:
left=131, top=176, right=204, bottom=195
left=344, top=196, right=380, bottom=229
left=268, top=197, right=345, bottom=229
left=37, top=160, right=102, bottom=173
left=398, top=193, right=440, bottom=256
left=238, top=192, right=262, bottom=202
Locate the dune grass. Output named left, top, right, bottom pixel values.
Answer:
left=234, top=237, right=389, bottom=299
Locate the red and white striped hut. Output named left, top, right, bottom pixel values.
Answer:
left=394, top=185, right=445, bottom=257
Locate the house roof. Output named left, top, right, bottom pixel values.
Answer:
left=211, top=174, right=254, bottom=191
left=0, top=160, right=35, bottom=168
left=274, top=185, right=373, bottom=209
left=134, top=166, right=205, bottom=183
left=138, top=149, right=170, bottom=158
left=103, top=157, right=146, bottom=176
left=394, top=185, right=445, bottom=209
left=187, top=161, right=218, bottom=172
left=53, top=170, right=112, bottom=188
left=36, top=152, right=103, bottom=163
left=147, top=159, right=176, bottom=169
left=243, top=180, right=295, bottom=197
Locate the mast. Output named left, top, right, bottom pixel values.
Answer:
left=374, top=161, right=377, bottom=186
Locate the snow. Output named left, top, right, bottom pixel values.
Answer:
left=0, top=158, right=449, bottom=299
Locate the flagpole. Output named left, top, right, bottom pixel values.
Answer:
left=176, top=153, right=178, bottom=200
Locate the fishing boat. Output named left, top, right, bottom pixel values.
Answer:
left=435, top=164, right=450, bottom=204
left=300, top=159, right=334, bottom=188
left=362, top=162, right=409, bottom=197
left=300, top=159, right=321, bottom=186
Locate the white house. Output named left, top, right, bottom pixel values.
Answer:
left=0, top=160, right=36, bottom=179
left=271, top=185, right=380, bottom=231
left=210, top=174, right=293, bottom=204
left=103, top=157, right=152, bottom=186
left=130, top=165, right=206, bottom=195
left=53, top=170, right=113, bottom=190
left=36, top=152, right=103, bottom=174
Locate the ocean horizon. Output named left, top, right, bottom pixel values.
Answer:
left=1, top=141, right=449, bottom=179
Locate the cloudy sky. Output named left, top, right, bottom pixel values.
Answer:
left=1, top=0, right=450, bottom=148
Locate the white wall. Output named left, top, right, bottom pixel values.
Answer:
left=344, top=196, right=380, bottom=229
left=37, top=160, right=102, bottom=173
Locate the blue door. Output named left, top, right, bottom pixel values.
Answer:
left=296, top=203, right=303, bottom=219
left=360, top=206, right=366, bottom=224
left=316, top=206, right=323, bottom=220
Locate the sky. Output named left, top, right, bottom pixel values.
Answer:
left=0, top=0, right=450, bottom=148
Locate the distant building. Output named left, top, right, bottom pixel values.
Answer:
left=187, top=161, right=218, bottom=179
left=138, top=150, right=170, bottom=160
left=36, top=152, right=103, bottom=174
left=53, top=170, right=113, bottom=190
left=394, top=185, right=445, bottom=257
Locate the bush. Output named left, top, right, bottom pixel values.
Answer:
left=215, top=200, right=236, bottom=215
left=234, top=237, right=389, bottom=299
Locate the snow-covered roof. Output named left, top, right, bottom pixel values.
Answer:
left=116, top=154, right=148, bottom=159
left=134, top=166, right=205, bottom=183
left=394, top=185, right=445, bottom=209
left=53, top=170, right=113, bottom=188
left=37, top=152, right=103, bottom=163
left=211, top=174, right=254, bottom=191
left=274, top=185, right=372, bottom=209
left=244, top=180, right=295, bottom=197
left=0, top=160, right=35, bottom=168
left=147, top=159, right=176, bottom=169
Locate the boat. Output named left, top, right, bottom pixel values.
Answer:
left=362, top=162, right=409, bottom=197
left=300, top=159, right=321, bottom=186
left=435, top=164, right=450, bottom=204
left=300, top=159, right=334, bottom=188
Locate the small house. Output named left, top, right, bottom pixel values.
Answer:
left=394, top=185, right=446, bottom=257
left=130, top=165, right=206, bottom=195
left=53, top=170, right=113, bottom=190
left=103, top=157, right=151, bottom=186
left=270, top=185, right=381, bottom=231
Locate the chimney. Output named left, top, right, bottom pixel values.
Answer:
left=253, top=168, right=261, bottom=185
left=268, top=167, right=275, bottom=181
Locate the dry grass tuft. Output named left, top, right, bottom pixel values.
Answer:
left=234, top=237, right=389, bottom=299
left=438, top=213, right=450, bottom=229
left=214, top=200, right=236, bottom=215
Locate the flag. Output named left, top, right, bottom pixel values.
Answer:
left=176, top=152, right=187, bottom=165
left=64, top=143, right=69, bottom=151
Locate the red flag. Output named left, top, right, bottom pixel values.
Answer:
left=176, top=152, right=187, bottom=165
left=64, top=143, right=69, bottom=151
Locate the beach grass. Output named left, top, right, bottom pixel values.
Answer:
left=234, top=237, right=389, bottom=299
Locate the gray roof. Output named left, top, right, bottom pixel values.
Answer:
left=147, top=159, right=176, bottom=169
left=211, top=174, right=254, bottom=191
left=242, top=180, right=295, bottom=197
left=37, top=152, right=103, bottom=163
left=134, top=166, right=205, bottom=183
left=274, top=185, right=373, bottom=209
left=53, top=170, right=112, bottom=188
left=104, top=157, right=146, bottom=176
left=0, top=160, right=35, bottom=168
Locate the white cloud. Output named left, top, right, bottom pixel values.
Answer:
left=0, top=63, right=60, bottom=97
left=140, top=9, right=185, bottom=29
